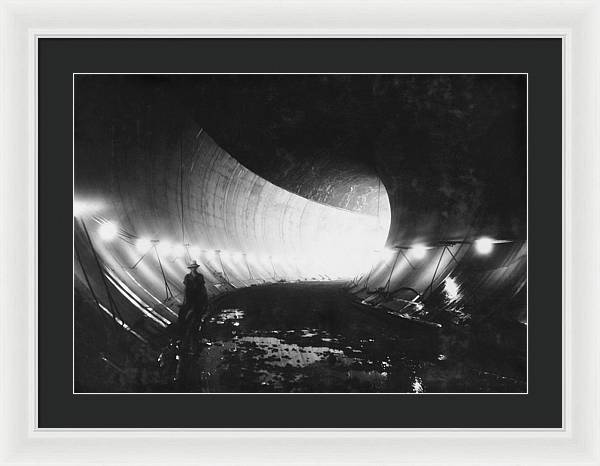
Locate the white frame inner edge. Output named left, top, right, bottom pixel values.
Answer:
left=0, top=1, right=598, bottom=465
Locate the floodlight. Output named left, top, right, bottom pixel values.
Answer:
left=98, top=221, right=118, bottom=241
left=474, top=237, right=494, bottom=255
left=411, top=244, right=428, bottom=260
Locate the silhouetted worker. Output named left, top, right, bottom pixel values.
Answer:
left=178, top=260, right=208, bottom=332
left=174, top=260, right=209, bottom=387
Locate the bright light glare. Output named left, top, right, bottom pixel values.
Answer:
left=172, top=244, right=186, bottom=257
left=73, top=201, right=87, bottom=217
left=474, top=237, right=494, bottom=255
left=73, top=200, right=103, bottom=217
left=135, top=237, right=152, bottom=253
left=156, top=240, right=172, bottom=256
left=380, top=248, right=396, bottom=262
left=189, top=246, right=202, bottom=260
left=443, top=276, right=462, bottom=303
left=411, top=244, right=428, bottom=260
left=299, top=223, right=390, bottom=278
left=98, top=221, right=118, bottom=241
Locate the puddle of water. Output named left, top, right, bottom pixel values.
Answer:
left=185, top=286, right=526, bottom=393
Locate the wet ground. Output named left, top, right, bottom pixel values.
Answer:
left=176, top=281, right=526, bottom=393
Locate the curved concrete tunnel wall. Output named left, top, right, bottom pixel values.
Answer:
left=74, top=130, right=392, bottom=340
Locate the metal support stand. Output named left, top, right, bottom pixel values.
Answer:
left=216, top=250, right=231, bottom=284
left=130, top=246, right=152, bottom=269
left=153, top=244, right=174, bottom=302
left=398, top=248, right=416, bottom=270
left=383, top=249, right=402, bottom=293
left=243, top=253, right=254, bottom=281
left=80, top=219, right=123, bottom=324
left=424, top=246, right=447, bottom=298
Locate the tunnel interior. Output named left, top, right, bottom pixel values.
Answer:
left=74, top=75, right=527, bottom=393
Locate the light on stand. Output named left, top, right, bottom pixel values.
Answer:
left=474, top=237, right=494, bottom=255
left=98, top=221, right=118, bottom=241
left=411, top=244, right=428, bottom=260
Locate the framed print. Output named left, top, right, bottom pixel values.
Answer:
left=44, top=39, right=555, bottom=429
left=73, top=71, right=529, bottom=398
left=1, top=1, right=599, bottom=465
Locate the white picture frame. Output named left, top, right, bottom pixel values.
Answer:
left=0, top=0, right=598, bottom=464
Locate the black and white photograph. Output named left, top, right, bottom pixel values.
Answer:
left=73, top=74, right=527, bottom=394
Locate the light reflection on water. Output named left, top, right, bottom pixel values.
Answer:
left=443, top=276, right=462, bottom=303
left=188, top=285, right=526, bottom=393
left=235, top=335, right=346, bottom=367
left=412, top=376, right=424, bottom=393
left=200, top=309, right=392, bottom=392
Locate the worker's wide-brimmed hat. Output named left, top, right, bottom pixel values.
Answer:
left=187, top=260, right=200, bottom=269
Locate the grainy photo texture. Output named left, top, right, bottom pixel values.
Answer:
left=74, top=74, right=527, bottom=393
